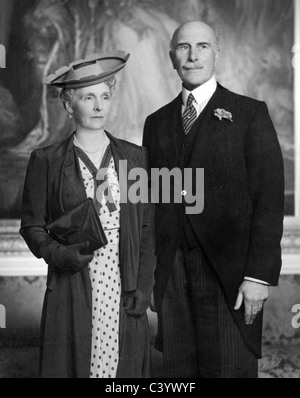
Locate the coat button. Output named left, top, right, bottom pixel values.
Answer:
left=181, top=190, right=187, bottom=196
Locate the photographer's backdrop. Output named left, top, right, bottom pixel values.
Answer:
left=0, top=0, right=299, bottom=378
left=0, top=0, right=295, bottom=217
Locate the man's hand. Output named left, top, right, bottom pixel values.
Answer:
left=234, top=280, right=269, bottom=325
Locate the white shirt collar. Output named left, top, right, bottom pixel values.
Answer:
left=182, top=76, right=217, bottom=109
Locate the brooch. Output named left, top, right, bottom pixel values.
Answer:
left=214, top=108, right=233, bottom=122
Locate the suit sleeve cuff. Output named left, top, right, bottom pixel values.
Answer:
left=244, top=277, right=270, bottom=286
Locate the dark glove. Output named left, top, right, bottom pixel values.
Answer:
left=124, top=289, right=151, bottom=316
left=40, top=239, right=94, bottom=274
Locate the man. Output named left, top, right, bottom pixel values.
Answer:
left=143, top=21, right=284, bottom=378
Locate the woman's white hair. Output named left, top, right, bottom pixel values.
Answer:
left=59, top=76, right=117, bottom=110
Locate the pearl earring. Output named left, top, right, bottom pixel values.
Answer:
left=69, top=114, right=73, bottom=119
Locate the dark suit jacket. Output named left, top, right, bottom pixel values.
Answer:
left=20, top=132, right=156, bottom=378
left=143, top=84, right=284, bottom=357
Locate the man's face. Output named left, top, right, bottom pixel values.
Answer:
left=170, top=22, right=219, bottom=91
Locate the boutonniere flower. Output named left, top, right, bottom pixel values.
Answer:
left=214, top=108, right=233, bottom=122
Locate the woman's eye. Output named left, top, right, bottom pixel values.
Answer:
left=85, top=96, right=93, bottom=101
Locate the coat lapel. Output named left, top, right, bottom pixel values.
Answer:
left=60, top=131, right=131, bottom=271
left=61, top=133, right=87, bottom=210
left=106, top=132, right=130, bottom=265
left=107, top=132, right=147, bottom=291
left=159, top=94, right=183, bottom=169
left=188, top=84, right=234, bottom=166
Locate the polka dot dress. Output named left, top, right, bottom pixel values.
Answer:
left=75, top=138, right=121, bottom=378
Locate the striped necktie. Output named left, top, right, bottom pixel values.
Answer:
left=182, top=93, right=197, bottom=134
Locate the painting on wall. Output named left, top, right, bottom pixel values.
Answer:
left=0, top=0, right=295, bottom=219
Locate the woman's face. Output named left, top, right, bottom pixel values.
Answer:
left=69, top=82, right=112, bottom=131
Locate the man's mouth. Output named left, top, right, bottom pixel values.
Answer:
left=184, top=66, right=203, bottom=71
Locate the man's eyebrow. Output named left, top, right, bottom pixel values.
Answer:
left=176, top=41, right=211, bottom=47
left=196, top=41, right=211, bottom=46
left=176, top=42, right=190, bottom=47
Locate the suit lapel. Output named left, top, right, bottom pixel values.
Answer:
left=159, top=94, right=182, bottom=169
left=188, top=84, right=233, bottom=166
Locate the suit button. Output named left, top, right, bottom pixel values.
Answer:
left=181, top=190, right=187, bottom=196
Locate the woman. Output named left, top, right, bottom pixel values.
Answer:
left=20, top=52, right=156, bottom=378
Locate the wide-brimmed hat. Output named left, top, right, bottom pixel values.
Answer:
left=43, top=51, right=130, bottom=89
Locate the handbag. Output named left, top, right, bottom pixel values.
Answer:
left=45, top=198, right=108, bottom=252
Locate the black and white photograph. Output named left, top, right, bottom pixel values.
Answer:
left=0, top=0, right=299, bottom=381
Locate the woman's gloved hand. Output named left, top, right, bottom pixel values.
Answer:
left=124, top=289, right=151, bottom=316
left=40, top=239, right=94, bottom=274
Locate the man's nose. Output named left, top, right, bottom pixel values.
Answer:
left=188, top=47, right=198, bottom=62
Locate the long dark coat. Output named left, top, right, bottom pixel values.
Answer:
left=20, top=132, right=156, bottom=378
left=143, top=84, right=284, bottom=358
